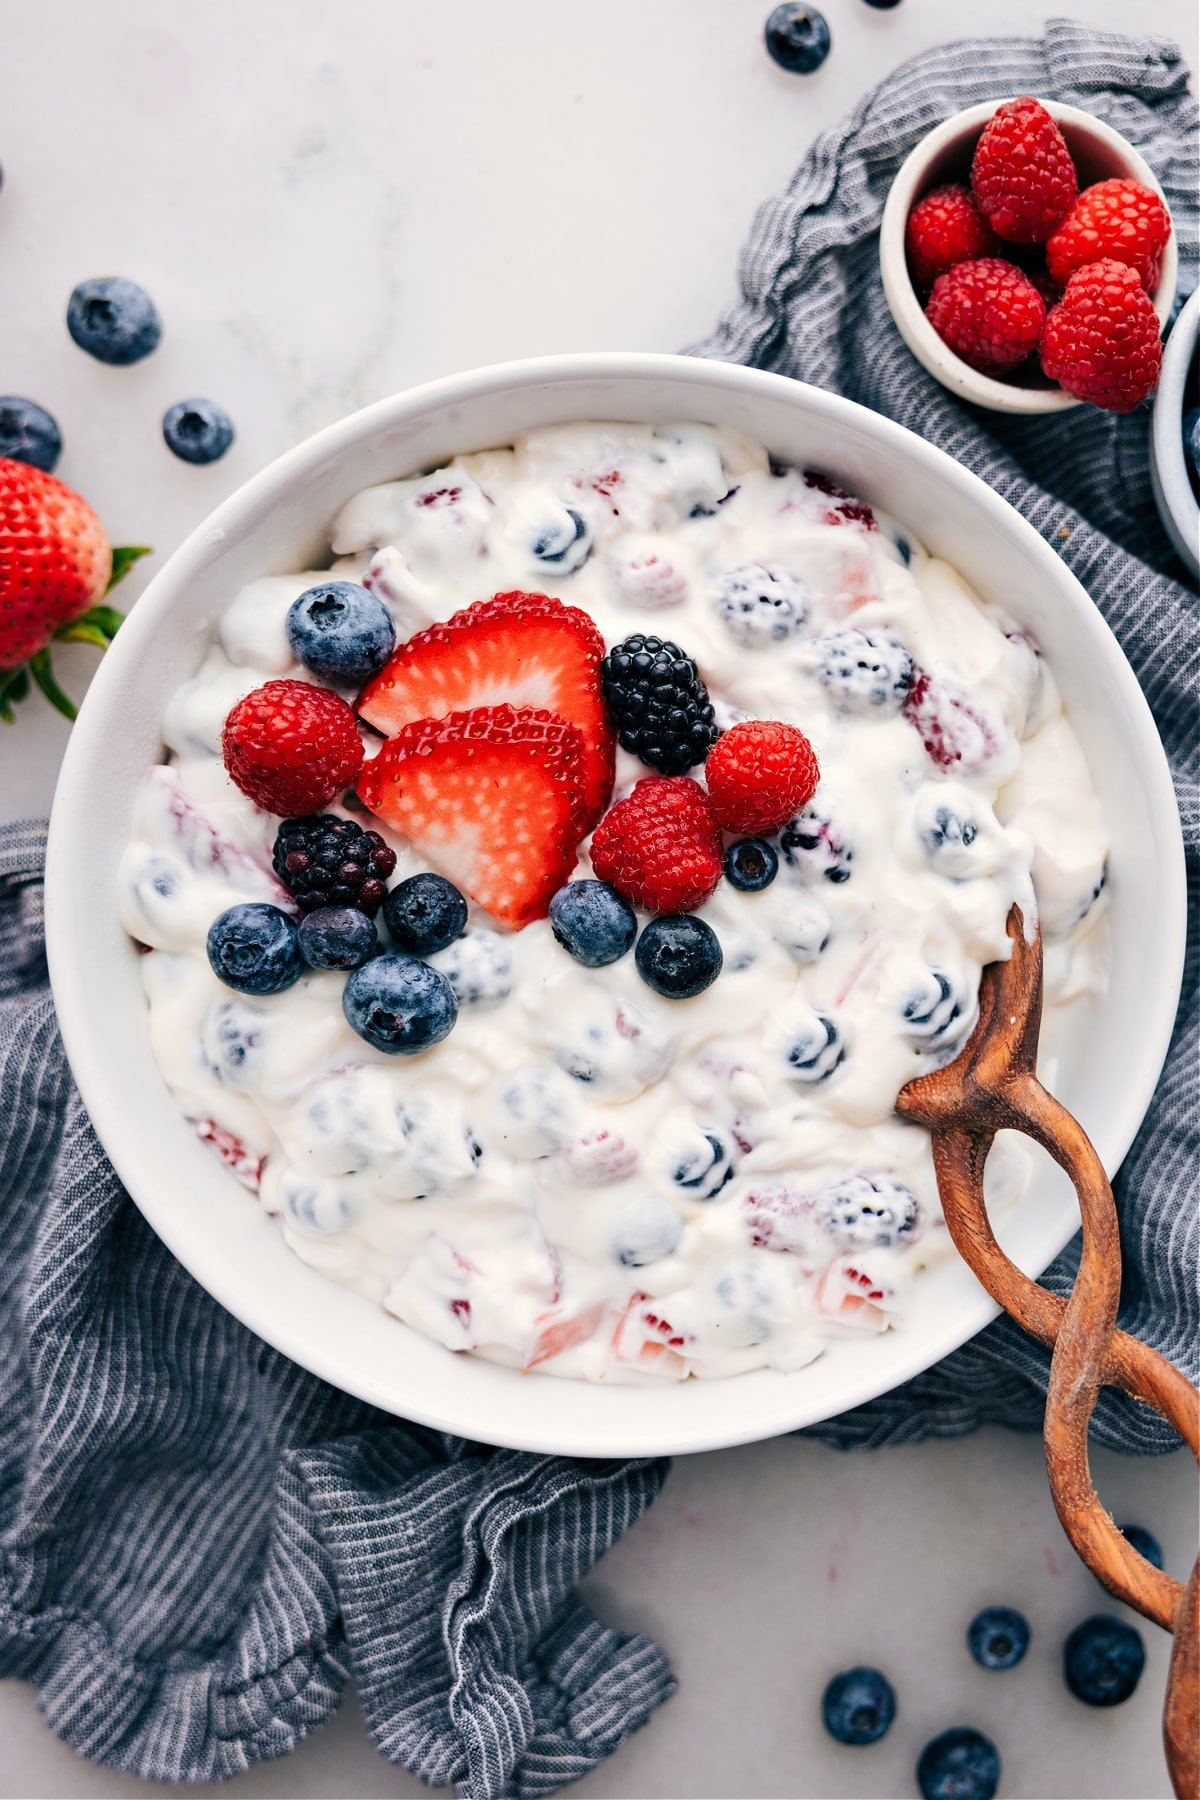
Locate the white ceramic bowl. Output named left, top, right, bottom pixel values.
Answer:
left=45, top=354, right=1186, bottom=1458
left=1150, top=289, right=1199, bottom=581
left=880, top=99, right=1179, bottom=414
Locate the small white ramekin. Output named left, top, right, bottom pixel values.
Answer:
left=1150, top=289, right=1199, bottom=581
left=880, top=99, right=1179, bottom=415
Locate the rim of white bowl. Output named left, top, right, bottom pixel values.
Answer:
left=1150, top=289, right=1200, bottom=579
left=879, top=99, right=1180, bottom=416
left=45, top=353, right=1188, bottom=1456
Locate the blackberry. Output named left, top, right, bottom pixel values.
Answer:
left=600, top=633, right=718, bottom=775
left=272, top=813, right=396, bottom=915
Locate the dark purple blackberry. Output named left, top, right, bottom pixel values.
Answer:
left=600, top=633, right=718, bottom=775
left=272, top=813, right=396, bottom=915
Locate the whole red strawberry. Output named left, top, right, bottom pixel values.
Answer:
left=971, top=97, right=1078, bottom=244
left=704, top=720, right=820, bottom=834
left=223, top=679, right=364, bottom=816
left=0, top=459, right=147, bottom=722
left=925, top=258, right=1046, bottom=375
left=590, top=776, right=722, bottom=915
left=905, top=184, right=1000, bottom=291
left=1046, top=178, right=1171, bottom=294
left=1040, top=259, right=1163, bottom=413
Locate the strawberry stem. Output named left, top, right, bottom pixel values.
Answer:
left=54, top=603, right=125, bottom=649
left=0, top=667, right=30, bottom=725
left=29, top=650, right=78, bottom=721
left=106, top=545, right=151, bottom=593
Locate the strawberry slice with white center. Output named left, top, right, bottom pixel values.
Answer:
left=357, top=704, right=587, bottom=927
left=356, top=590, right=614, bottom=825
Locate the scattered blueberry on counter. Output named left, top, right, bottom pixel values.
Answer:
left=550, top=879, right=638, bottom=967
left=821, top=1666, right=896, bottom=1745
left=0, top=395, right=62, bottom=471
left=724, top=837, right=779, bottom=892
left=1063, top=1615, right=1146, bottom=1706
left=917, top=1728, right=1000, bottom=1800
left=1118, top=1523, right=1164, bottom=1570
left=383, top=872, right=468, bottom=956
left=272, top=815, right=396, bottom=915
left=600, top=632, right=718, bottom=775
left=342, top=954, right=458, bottom=1054
left=286, top=580, right=396, bottom=685
left=967, top=1605, right=1030, bottom=1670
left=207, top=903, right=303, bottom=995
left=764, top=3, right=831, bottom=74
left=297, top=905, right=379, bottom=971
left=162, top=397, right=235, bottom=465
left=66, top=276, right=161, bottom=364
left=635, top=915, right=723, bottom=998
left=714, top=563, right=809, bottom=646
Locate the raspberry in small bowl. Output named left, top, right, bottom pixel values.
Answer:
left=879, top=98, right=1178, bottom=414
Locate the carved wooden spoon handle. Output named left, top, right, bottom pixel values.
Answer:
left=928, top=1098, right=1199, bottom=1799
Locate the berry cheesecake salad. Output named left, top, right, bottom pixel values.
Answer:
left=119, top=423, right=1109, bottom=1383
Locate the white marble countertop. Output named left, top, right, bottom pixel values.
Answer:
left=1, top=3, right=1195, bottom=1796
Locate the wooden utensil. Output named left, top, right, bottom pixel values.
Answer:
left=897, top=906, right=1199, bottom=1799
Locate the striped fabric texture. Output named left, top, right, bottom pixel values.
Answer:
left=1, top=22, right=1196, bottom=1796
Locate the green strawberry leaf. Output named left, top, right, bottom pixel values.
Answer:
left=106, top=545, right=152, bottom=593
left=55, top=603, right=125, bottom=648
left=0, top=666, right=30, bottom=725
left=29, top=650, right=78, bottom=721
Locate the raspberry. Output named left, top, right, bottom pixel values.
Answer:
left=971, top=97, right=1078, bottom=244
left=222, top=679, right=363, bottom=817
left=904, top=184, right=1000, bottom=290
left=925, top=258, right=1046, bottom=375
left=1046, top=178, right=1171, bottom=294
left=1039, top=259, right=1163, bottom=413
left=704, top=720, right=820, bottom=834
left=590, top=776, right=722, bottom=914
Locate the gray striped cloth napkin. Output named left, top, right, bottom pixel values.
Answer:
left=1, top=20, right=1196, bottom=1798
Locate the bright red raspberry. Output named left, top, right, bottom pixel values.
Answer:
left=1046, top=178, right=1171, bottom=294
left=925, top=258, right=1046, bottom=375
left=222, top=679, right=364, bottom=816
left=905, top=184, right=1001, bottom=291
left=1039, top=259, right=1163, bottom=413
left=704, top=720, right=820, bottom=834
left=971, top=97, right=1078, bottom=244
left=589, top=776, right=722, bottom=914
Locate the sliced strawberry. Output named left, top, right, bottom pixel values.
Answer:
left=357, top=704, right=587, bottom=927
left=525, top=1301, right=607, bottom=1369
left=357, top=591, right=614, bottom=825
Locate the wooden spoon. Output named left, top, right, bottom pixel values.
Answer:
left=897, top=906, right=1199, bottom=1799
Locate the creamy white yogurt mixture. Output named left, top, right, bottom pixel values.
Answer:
left=120, top=423, right=1109, bottom=1382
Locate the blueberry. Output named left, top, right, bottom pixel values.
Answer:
left=724, top=838, right=779, bottom=892
left=1118, top=1523, right=1164, bottom=1570
left=901, top=968, right=969, bottom=1046
left=785, top=1010, right=845, bottom=1082
left=671, top=1130, right=734, bottom=1199
left=780, top=896, right=831, bottom=963
left=714, top=563, right=810, bottom=647
left=635, top=915, right=722, bottom=998
left=342, top=954, right=457, bottom=1054
left=430, top=929, right=514, bottom=1005
left=200, top=999, right=263, bottom=1086
left=1183, top=407, right=1200, bottom=483
left=286, top=580, right=396, bottom=686
left=916, top=1728, right=999, bottom=1800
left=919, top=804, right=978, bottom=859
left=162, top=397, right=235, bottom=465
left=810, top=628, right=915, bottom=713
left=0, top=396, right=62, bottom=471
left=378, top=872, right=466, bottom=957
left=780, top=809, right=853, bottom=883
left=531, top=503, right=592, bottom=572
left=614, top=1197, right=684, bottom=1266
left=821, top=1667, right=895, bottom=1745
left=66, top=277, right=161, bottom=365
left=1063, top=1615, right=1145, bottom=1706
left=297, top=905, right=379, bottom=971
left=765, top=3, right=831, bottom=72
left=862, top=0, right=903, bottom=8
left=967, top=1606, right=1030, bottom=1671
left=549, top=879, right=637, bottom=967
left=207, top=903, right=303, bottom=995
left=820, top=1174, right=917, bottom=1248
